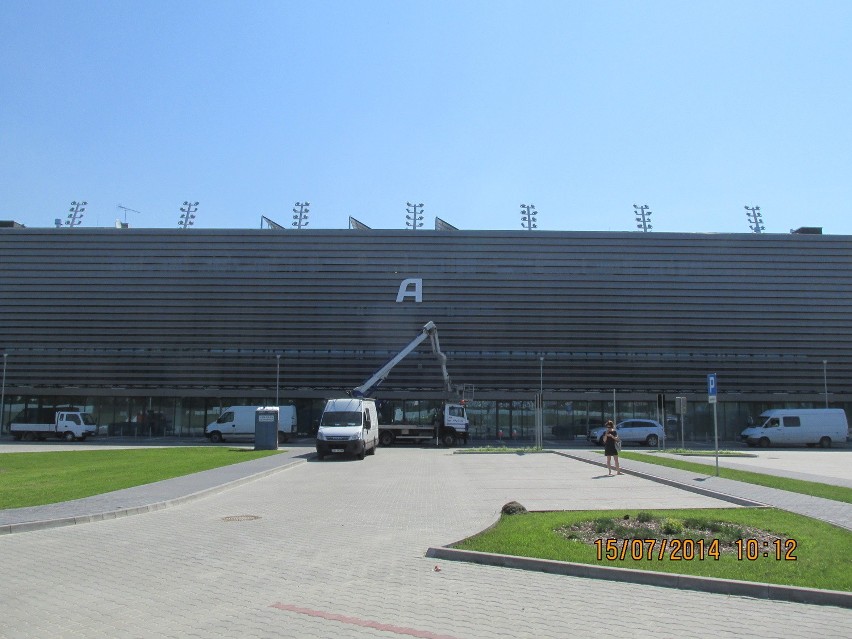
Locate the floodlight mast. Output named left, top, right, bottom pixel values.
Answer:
left=65, top=201, right=86, bottom=227
left=745, top=205, right=764, bottom=233
left=292, top=202, right=310, bottom=229
left=520, top=203, right=537, bottom=230
left=405, top=202, right=424, bottom=230
left=350, top=321, right=452, bottom=398
left=634, top=204, right=652, bottom=232
left=179, top=201, right=199, bottom=228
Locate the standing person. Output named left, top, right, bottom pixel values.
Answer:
left=602, top=420, right=622, bottom=475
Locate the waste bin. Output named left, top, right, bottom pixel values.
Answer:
left=254, top=407, right=279, bottom=451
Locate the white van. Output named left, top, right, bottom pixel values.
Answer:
left=315, top=398, right=379, bottom=460
left=205, top=405, right=297, bottom=444
left=742, top=409, right=848, bottom=448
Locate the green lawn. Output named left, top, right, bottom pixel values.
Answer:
left=0, top=448, right=283, bottom=509
left=616, top=450, right=852, bottom=504
left=453, top=508, right=852, bottom=591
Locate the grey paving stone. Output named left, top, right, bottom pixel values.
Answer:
left=0, top=443, right=850, bottom=638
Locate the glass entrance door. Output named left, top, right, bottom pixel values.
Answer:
left=496, top=401, right=512, bottom=439
left=496, top=401, right=535, bottom=441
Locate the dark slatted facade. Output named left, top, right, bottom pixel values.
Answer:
left=1, top=227, right=850, bottom=405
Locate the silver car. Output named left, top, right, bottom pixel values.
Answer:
left=589, top=419, right=665, bottom=447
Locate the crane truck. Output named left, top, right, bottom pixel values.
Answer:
left=315, top=321, right=469, bottom=459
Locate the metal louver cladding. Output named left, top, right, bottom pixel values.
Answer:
left=0, top=227, right=850, bottom=402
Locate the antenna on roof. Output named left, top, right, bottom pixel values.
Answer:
left=117, top=204, right=141, bottom=228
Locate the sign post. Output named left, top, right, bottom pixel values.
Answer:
left=675, top=396, right=687, bottom=449
left=707, top=373, right=719, bottom=476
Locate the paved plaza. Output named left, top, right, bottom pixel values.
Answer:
left=0, top=442, right=850, bottom=638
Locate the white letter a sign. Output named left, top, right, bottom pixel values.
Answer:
left=396, top=278, right=423, bottom=303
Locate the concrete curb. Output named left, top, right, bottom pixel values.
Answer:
left=554, top=451, right=770, bottom=507
left=0, top=458, right=306, bottom=535
left=426, top=546, right=852, bottom=609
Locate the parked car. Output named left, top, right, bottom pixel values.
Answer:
left=588, top=419, right=666, bottom=447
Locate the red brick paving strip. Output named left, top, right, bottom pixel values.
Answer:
left=271, top=603, right=460, bottom=639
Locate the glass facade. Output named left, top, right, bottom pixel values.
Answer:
left=3, top=394, right=848, bottom=444
left=0, top=395, right=327, bottom=440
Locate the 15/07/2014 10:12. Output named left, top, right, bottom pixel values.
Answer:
left=594, top=538, right=798, bottom=562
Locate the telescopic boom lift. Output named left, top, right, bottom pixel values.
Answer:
left=350, top=321, right=452, bottom=398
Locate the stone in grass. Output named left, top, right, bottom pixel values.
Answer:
left=501, top=501, right=528, bottom=515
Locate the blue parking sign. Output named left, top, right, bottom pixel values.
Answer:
left=707, top=373, right=717, bottom=404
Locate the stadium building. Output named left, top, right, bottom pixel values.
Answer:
left=1, top=224, right=850, bottom=442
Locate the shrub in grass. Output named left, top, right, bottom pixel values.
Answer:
left=632, top=525, right=658, bottom=539
left=593, top=517, right=614, bottom=533
left=683, top=517, right=709, bottom=530
left=637, top=511, right=654, bottom=523
left=661, top=518, right=685, bottom=535
left=716, top=523, right=748, bottom=543
left=611, top=524, right=657, bottom=539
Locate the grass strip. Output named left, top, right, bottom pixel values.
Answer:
left=653, top=448, right=756, bottom=457
left=455, top=447, right=547, bottom=454
left=0, top=448, right=284, bottom=509
left=453, top=508, right=852, bottom=591
left=617, top=451, right=852, bottom=504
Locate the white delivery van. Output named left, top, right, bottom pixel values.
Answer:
left=205, top=405, right=297, bottom=444
left=742, top=409, right=848, bottom=448
left=315, top=398, right=379, bottom=460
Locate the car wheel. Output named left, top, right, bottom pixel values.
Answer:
left=441, top=432, right=457, bottom=447
left=646, top=434, right=659, bottom=447
left=819, top=436, right=832, bottom=449
left=759, top=437, right=770, bottom=448
left=23, top=432, right=35, bottom=442
left=209, top=431, right=223, bottom=444
left=379, top=431, right=395, bottom=447
left=63, top=431, right=76, bottom=442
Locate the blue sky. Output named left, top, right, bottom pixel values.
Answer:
left=2, top=0, right=850, bottom=233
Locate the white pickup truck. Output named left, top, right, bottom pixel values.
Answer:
left=11, top=410, right=98, bottom=442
